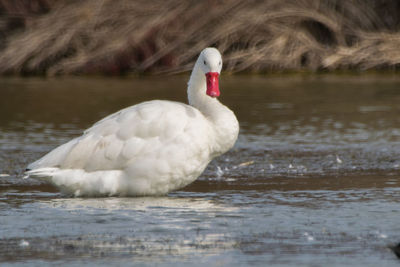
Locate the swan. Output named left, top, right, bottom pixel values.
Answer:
left=24, top=47, right=239, bottom=197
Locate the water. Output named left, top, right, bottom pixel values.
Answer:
left=1, top=75, right=400, bottom=266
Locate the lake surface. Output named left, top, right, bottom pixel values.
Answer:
left=1, top=74, right=400, bottom=266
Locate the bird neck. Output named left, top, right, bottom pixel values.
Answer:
left=187, top=64, right=239, bottom=156
left=187, top=64, right=222, bottom=119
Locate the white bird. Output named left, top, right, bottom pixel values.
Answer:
left=24, top=48, right=239, bottom=197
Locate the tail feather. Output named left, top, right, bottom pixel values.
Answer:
left=24, top=167, right=126, bottom=197
left=24, top=167, right=60, bottom=180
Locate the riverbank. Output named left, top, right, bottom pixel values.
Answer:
left=1, top=0, right=400, bottom=75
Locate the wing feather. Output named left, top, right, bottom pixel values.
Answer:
left=28, top=100, right=212, bottom=173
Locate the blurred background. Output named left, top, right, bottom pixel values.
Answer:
left=1, top=0, right=400, bottom=75
left=2, top=1, right=400, bottom=266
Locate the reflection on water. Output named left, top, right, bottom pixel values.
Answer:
left=1, top=75, right=400, bottom=265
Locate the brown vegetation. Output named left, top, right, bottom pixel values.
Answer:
left=1, top=0, right=400, bottom=75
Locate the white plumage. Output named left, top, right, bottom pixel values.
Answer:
left=25, top=48, right=239, bottom=197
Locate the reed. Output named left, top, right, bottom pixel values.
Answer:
left=1, top=0, right=400, bottom=75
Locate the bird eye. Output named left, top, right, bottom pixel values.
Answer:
left=219, top=61, right=221, bottom=65
left=204, top=60, right=207, bottom=65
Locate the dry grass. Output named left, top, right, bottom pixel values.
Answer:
left=1, top=0, right=400, bottom=75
